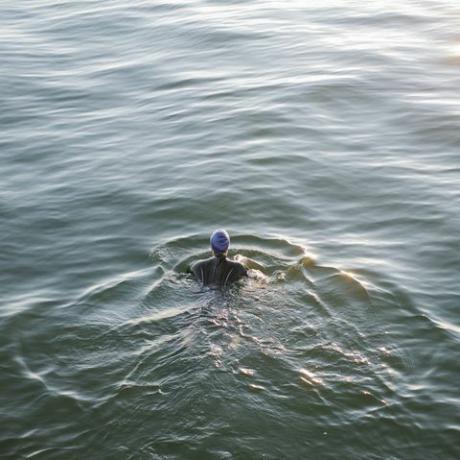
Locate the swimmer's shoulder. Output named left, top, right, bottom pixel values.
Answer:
left=227, top=258, right=248, bottom=277
left=190, top=257, right=215, bottom=276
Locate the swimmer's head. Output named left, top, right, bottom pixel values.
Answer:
left=210, top=229, right=230, bottom=256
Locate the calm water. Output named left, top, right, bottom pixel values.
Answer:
left=1, top=1, right=459, bottom=459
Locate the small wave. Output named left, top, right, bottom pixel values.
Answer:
left=1, top=232, right=418, bottom=459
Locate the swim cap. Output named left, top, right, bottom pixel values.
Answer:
left=210, top=229, right=230, bottom=254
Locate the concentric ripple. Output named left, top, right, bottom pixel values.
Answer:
left=1, top=229, right=457, bottom=458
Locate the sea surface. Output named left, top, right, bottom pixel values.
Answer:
left=1, top=1, right=459, bottom=459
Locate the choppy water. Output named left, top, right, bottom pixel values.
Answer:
left=1, top=1, right=460, bottom=459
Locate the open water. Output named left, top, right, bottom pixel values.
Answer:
left=1, top=1, right=459, bottom=459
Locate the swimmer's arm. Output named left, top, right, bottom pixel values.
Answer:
left=233, top=256, right=266, bottom=280
left=237, top=262, right=251, bottom=279
left=234, top=254, right=265, bottom=271
left=188, top=261, right=203, bottom=281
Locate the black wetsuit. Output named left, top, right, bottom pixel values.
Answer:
left=191, top=255, right=247, bottom=287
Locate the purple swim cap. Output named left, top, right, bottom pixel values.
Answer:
left=210, top=229, right=230, bottom=254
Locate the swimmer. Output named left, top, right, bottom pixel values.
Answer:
left=191, top=229, right=247, bottom=287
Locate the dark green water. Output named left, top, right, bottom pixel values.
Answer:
left=1, top=1, right=459, bottom=459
